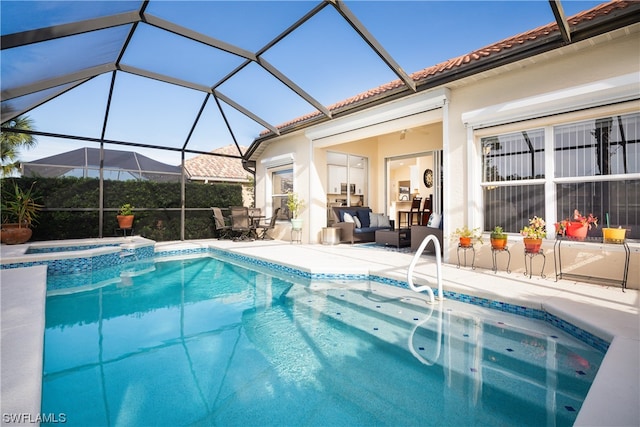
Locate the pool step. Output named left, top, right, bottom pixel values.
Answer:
left=284, top=283, right=435, bottom=345
left=283, top=283, right=597, bottom=405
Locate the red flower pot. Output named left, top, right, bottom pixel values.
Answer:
left=565, top=222, right=588, bottom=240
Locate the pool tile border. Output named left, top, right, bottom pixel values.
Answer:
left=1, top=245, right=155, bottom=276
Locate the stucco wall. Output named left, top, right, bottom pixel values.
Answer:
left=253, top=26, right=639, bottom=287
left=442, top=28, right=639, bottom=286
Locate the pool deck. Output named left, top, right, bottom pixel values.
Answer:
left=1, top=238, right=638, bottom=426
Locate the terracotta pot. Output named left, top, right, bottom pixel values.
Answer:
left=490, top=237, right=507, bottom=250
left=523, top=238, right=542, bottom=253
left=459, top=236, right=472, bottom=247
left=565, top=222, right=588, bottom=240
left=117, top=215, right=135, bottom=229
left=0, top=224, right=33, bottom=245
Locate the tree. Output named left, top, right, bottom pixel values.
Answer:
left=1, top=116, right=37, bottom=177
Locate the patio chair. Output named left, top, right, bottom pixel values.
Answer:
left=420, top=195, right=432, bottom=225
left=248, top=207, right=262, bottom=218
left=212, top=207, right=232, bottom=239
left=255, top=207, right=281, bottom=240
left=248, top=207, right=264, bottom=229
left=230, top=206, right=253, bottom=241
left=408, top=196, right=422, bottom=227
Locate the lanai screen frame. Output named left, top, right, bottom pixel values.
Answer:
left=1, top=0, right=616, bottom=239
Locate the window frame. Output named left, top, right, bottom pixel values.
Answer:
left=267, top=164, right=294, bottom=220
left=476, top=107, right=640, bottom=238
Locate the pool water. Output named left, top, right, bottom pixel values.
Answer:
left=41, top=256, right=604, bottom=426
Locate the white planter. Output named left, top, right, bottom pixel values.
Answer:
left=291, top=218, right=303, bottom=230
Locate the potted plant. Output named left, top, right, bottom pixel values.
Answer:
left=286, top=192, right=305, bottom=230
left=117, top=203, right=135, bottom=229
left=555, top=209, right=597, bottom=240
left=520, top=216, right=546, bottom=253
left=451, top=226, right=483, bottom=248
left=0, top=182, right=43, bottom=244
left=490, top=226, right=508, bottom=250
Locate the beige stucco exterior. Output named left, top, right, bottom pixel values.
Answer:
left=254, top=23, right=639, bottom=289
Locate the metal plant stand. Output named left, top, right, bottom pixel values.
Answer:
left=524, top=249, right=545, bottom=279
left=457, top=244, right=475, bottom=269
left=491, top=246, right=511, bottom=274
left=554, top=236, right=630, bottom=291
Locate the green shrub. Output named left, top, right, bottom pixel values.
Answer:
left=1, top=177, right=243, bottom=241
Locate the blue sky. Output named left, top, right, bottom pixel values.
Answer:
left=2, top=0, right=602, bottom=166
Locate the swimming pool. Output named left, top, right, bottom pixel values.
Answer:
left=41, top=254, right=604, bottom=426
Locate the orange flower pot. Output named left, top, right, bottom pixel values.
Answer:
left=459, top=237, right=472, bottom=247
left=490, top=238, right=507, bottom=250
left=117, top=215, right=134, bottom=229
left=523, top=238, right=542, bottom=253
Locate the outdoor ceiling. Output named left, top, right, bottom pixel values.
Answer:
left=0, top=1, right=599, bottom=166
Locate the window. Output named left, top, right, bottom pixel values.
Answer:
left=481, top=112, right=639, bottom=239
left=326, top=151, right=368, bottom=206
left=271, top=167, right=293, bottom=219
left=555, top=113, right=639, bottom=238
left=482, top=129, right=545, bottom=233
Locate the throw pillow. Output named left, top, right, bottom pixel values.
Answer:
left=356, top=208, right=371, bottom=228
left=343, top=212, right=355, bottom=223
left=369, top=212, right=379, bottom=227
left=377, top=213, right=391, bottom=228
left=427, top=213, right=441, bottom=228
left=353, top=216, right=362, bottom=228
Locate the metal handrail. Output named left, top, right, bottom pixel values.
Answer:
left=407, top=234, right=443, bottom=304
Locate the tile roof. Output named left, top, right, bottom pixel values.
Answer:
left=185, top=144, right=249, bottom=181
left=261, top=0, right=634, bottom=135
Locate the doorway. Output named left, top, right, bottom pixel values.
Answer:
left=386, top=151, right=442, bottom=226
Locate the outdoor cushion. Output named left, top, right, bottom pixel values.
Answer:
left=353, top=216, right=362, bottom=228
left=369, top=212, right=379, bottom=227
left=427, top=213, right=441, bottom=228
left=356, top=208, right=372, bottom=227
left=343, top=212, right=355, bottom=223
left=370, top=213, right=390, bottom=228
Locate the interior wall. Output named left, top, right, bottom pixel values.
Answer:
left=320, top=136, right=379, bottom=208
left=317, top=122, right=443, bottom=216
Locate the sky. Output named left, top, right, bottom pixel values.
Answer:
left=1, top=0, right=603, bottom=167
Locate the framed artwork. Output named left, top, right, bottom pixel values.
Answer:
left=399, top=181, right=410, bottom=200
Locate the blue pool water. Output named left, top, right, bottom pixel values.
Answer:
left=41, top=256, right=604, bottom=426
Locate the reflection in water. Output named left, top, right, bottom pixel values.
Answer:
left=42, top=257, right=603, bottom=427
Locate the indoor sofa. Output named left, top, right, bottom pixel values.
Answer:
left=330, top=206, right=393, bottom=244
